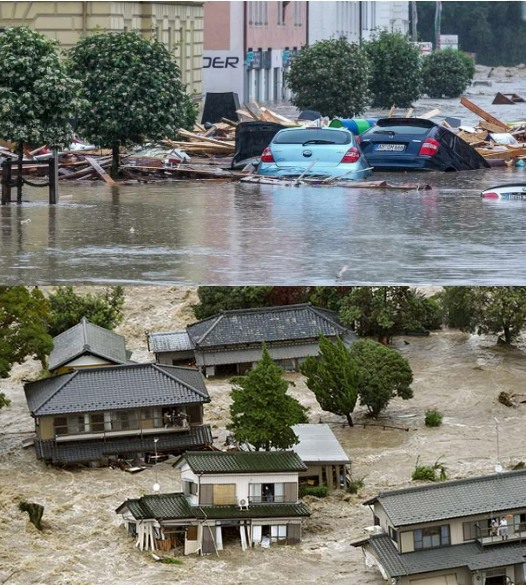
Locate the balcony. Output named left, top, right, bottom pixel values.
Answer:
left=476, top=521, right=526, bottom=547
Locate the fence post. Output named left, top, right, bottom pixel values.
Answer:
left=48, top=151, right=59, bottom=204
left=1, top=158, right=12, bottom=205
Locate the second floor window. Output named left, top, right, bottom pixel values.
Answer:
left=414, top=525, right=450, bottom=550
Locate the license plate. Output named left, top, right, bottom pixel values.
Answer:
left=374, top=143, right=405, bottom=152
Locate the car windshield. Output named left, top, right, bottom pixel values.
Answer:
left=273, top=129, right=351, bottom=145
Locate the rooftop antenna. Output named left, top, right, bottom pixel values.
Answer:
left=152, top=437, right=160, bottom=492
left=494, top=416, right=503, bottom=475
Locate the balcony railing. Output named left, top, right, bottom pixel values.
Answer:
left=55, top=417, right=189, bottom=443
left=248, top=495, right=287, bottom=504
left=476, top=521, right=526, bottom=546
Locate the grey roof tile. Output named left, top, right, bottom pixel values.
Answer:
left=360, top=533, right=526, bottom=577
left=49, top=317, right=128, bottom=371
left=364, top=469, right=526, bottom=526
left=25, top=363, right=210, bottom=416
left=182, top=451, right=307, bottom=474
left=186, top=304, right=350, bottom=348
left=149, top=331, right=193, bottom=353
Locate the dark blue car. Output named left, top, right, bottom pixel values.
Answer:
left=359, top=118, right=490, bottom=172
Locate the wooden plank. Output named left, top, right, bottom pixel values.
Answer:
left=220, top=117, right=239, bottom=127
left=405, top=107, right=414, bottom=118
left=418, top=108, right=441, bottom=120
left=479, top=120, right=511, bottom=133
left=242, top=102, right=261, bottom=120
left=460, top=96, right=507, bottom=130
left=177, top=128, right=234, bottom=147
left=85, top=156, right=117, bottom=184
left=388, top=105, right=396, bottom=118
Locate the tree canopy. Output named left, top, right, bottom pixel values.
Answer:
left=300, top=335, right=359, bottom=427
left=365, top=30, right=422, bottom=108
left=421, top=48, right=474, bottom=98
left=0, top=287, right=53, bottom=382
left=285, top=37, right=371, bottom=118
left=441, top=286, right=526, bottom=345
left=227, top=346, right=308, bottom=450
left=351, top=339, right=414, bottom=418
left=47, top=286, right=125, bottom=337
left=68, top=31, right=197, bottom=175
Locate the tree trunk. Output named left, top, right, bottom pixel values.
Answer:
left=111, top=142, right=120, bottom=179
left=504, top=326, right=512, bottom=345
left=345, top=412, right=354, bottom=427
left=16, top=142, right=24, bottom=203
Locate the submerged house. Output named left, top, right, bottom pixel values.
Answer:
left=24, top=363, right=212, bottom=465
left=48, top=317, right=130, bottom=375
left=148, top=303, right=356, bottom=376
left=352, top=469, right=526, bottom=585
left=116, top=451, right=311, bottom=554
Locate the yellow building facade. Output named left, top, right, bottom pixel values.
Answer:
left=0, top=1, right=204, bottom=96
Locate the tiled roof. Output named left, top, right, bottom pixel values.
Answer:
left=35, top=425, right=213, bottom=464
left=116, top=493, right=192, bottom=519
left=186, top=304, right=349, bottom=348
left=359, top=533, right=526, bottom=577
left=181, top=451, right=307, bottom=474
left=149, top=331, right=193, bottom=353
left=117, top=496, right=310, bottom=521
left=25, top=363, right=210, bottom=416
left=364, top=469, right=526, bottom=526
left=49, top=317, right=128, bottom=371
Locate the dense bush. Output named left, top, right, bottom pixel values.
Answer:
left=425, top=408, right=443, bottom=427
left=300, top=485, right=329, bottom=498
left=285, top=38, right=371, bottom=118
left=412, top=458, right=448, bottom=482
left=421, top=49, right=475, bottom=98
left=365, top=30, right=422, bottom=108
left=347, top=477, right=365, bottom=494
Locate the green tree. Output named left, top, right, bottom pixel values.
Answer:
left=421, top=48, right=474, bottom=98
left=0, top=287, right=53, bottom=381
left=68, top=31, right=197, bottom=177
left=47, top=286, right=125, bottom=337
left=300, top=335, right=359, bottom=427
left=227, top=346, right=308, bottom=450
left=0, top=26, right=79, bottom=200
left=193, top=287, right=273, bottom=320
left=365, top=30, right=422, bottom=108
left=351, top=339, right=413, bottom=418
left=339, top=287, right=439, bottom=344
left=439, top=286, right=476, bottom=330
left=285, top=38, right=371, bottom=118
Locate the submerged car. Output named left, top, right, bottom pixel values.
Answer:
left=359, top=118, right=490, bottom=172
left=256, top=126, right=372, bottom=180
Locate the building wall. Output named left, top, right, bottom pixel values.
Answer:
left=0, top=1, right=204, bottom=96
left=54, top=354, right=115, bottom=375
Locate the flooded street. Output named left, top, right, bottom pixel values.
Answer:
left=3, top=67, right=526, bottom=285
left=2, top=287, right=526, bottom=585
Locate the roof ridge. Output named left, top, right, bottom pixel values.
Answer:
left=30, top=370, right=79, bottom=413
left=152, top=363, right=209, bottom=399
left=193, top=312, right=225, bottom=346
left=308, top=305, right=346, bottom=331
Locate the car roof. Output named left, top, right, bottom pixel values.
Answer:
left=375, top=117, right=438, bottom=129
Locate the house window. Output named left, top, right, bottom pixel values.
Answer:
left=463, top=519, right=491, bottom=541
left=90, top=413, right=105, bottom=433
left=54, top=416, right=68, bottom=436
left=111, top=411, right=139, bottom=431
left=389, top=526, right=398, bottom=543
left=68, top=415, right=85, bottom=434
left=277, top=1, right=288, bottom=25
left=293, top=1, right=302, bottom=26
left=413, top=525, right=450, bottom=550
left=183, top=480, right=198, bottom=496
left=249, top=483, right=285, bottom=503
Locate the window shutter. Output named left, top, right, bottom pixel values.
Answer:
left=283, top=482, right=298, bottom=502
left=200, top=484, right=213, bottom=505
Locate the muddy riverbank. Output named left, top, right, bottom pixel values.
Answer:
left=2, top=286, right=526, bottom=585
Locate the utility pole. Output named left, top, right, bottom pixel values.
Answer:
left=411, top=1, right=418, bottom=42
left=434, top=0, right=442, bottom=51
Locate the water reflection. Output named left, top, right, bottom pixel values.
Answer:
left=1, top=165, right=526, bottom=284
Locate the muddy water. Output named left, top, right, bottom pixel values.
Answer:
left=3, top=304, right=526, bottom=585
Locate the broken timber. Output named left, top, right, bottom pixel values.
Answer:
left=460, top=96, right=508, bottom=130
left=492, top=92, right=525, bottom=105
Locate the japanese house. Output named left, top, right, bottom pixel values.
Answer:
left=352, top=469, right=526, bottom=585
left=148, top=303, right=356, bottom=376
left=116, top=451, right=311, bottom=554
left=292, top=424, right=351, bottom=490
left=48, top=317, right=130, bottom=375
left=24, top=363, right=212, bottom=466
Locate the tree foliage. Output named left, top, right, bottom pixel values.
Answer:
left=351, top=339, right=413, bottom=418
left=300, top=335, right=359, bottom=427
left=439, top=286, right=526, bottom=345
left=285, top=38, right=371, bottom=118
left=365, top=30, right=422, bottom=108
left=339, top=287, right=440, bottom=343
left=421, top=48, right=474, bottom=98
left=47, top=286, right=125, bottom=337
left=68, top=31, right=197, bottom=175
left=227, top=346, right=308, bottom=451
left=0, top=287, right=53, bottom=381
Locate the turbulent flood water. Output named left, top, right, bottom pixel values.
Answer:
left=3, top=286, right=526, bottom=585
left=3, top=67, right=526, bottom=285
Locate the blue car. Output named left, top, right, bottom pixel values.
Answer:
left=256, top=126, right=372, bottom=181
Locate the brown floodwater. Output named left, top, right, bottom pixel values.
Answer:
left=2, top=325, right=526, bottom=585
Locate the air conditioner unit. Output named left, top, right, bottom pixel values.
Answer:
left=238, top=498, right=249, bottom=510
